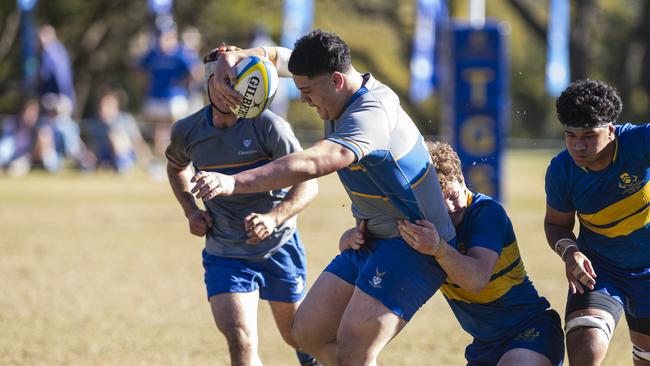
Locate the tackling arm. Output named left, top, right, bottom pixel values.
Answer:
left=435, top=244, right=499, bottom=293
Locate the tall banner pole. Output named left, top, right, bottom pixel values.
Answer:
left=546, top=0, right=570, bottom=96
left=281, top=0, right=314, bottom=99
left=409, top=0, right=448, bottom=102
left=18, top=0, right=39, bottom=98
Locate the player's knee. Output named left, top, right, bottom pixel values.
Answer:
left=633, top=344, right=650, bottom=364
left=565, top=315, right=614, bottom=342
left=216, top=321, right=257, bottom=351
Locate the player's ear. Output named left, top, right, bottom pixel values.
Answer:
left=332, top=71, right=344, bottom=90
left=607, top=124, right=616, bottom=139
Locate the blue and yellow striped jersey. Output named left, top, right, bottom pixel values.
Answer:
left=442, top=193, right=550, bottom=341
left=546, top=123, right=650, bottom=269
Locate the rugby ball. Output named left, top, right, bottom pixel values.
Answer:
left=231, top=56, right=278, bottom=119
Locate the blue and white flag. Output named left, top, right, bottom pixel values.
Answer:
left=18, top=0, right=38, bottom=95
left=546, top=0, right=570, bottom=96
left=281, top=0, right=314, bottom=99
left=148, top=0, right=173, bottom=15
left=409, top=0, right=448, bottom=103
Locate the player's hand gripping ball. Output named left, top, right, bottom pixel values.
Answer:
left=204, top=52, right=279, bottom=119
left=230, top=56, right=279, bottom=118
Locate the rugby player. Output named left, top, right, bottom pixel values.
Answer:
left=545, top=79, right=650, bottom=366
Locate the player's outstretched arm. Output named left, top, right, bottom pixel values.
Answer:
left=191, top=139, right=355, bottom=200
left=544, top=204, right=596, bottom=294
left=244, top=178, right=319, bottom=244
left=398, top=219, right=498, bottom=293
left=167, top=161, right=213, bottom=237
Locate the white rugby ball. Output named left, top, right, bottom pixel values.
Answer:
left=231, top=56, right=279, bottom=119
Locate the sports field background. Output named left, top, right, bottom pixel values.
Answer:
left=0, top=150, right=632, bottom=365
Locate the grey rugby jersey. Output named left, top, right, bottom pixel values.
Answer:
left=166, top=106, right=301, bottom=260
left=325, top=74, right=456, bottom=242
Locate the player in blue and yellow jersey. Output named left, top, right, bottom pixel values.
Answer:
left=342, top=141, right=564, bottom=365
left=194, top=30, right=456, bottom=365
left=166, top=49, right=320, bottom=366
left=545, top=79, right=650, bottom=366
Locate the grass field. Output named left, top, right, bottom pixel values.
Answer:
left=0, top=150, right=633, bottom=365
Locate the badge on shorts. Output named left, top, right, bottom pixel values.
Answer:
left=369, top=268, right=386, bottom=289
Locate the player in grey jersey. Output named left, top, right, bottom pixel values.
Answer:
left=165, top=48, right=319, bottom=366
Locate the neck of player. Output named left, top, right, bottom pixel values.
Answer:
left=211, top=106, right=238, bottom=129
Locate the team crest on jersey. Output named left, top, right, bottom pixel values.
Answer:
left=369, top=268, right=386, bottom=289
left=514, top=327, right=540, bottom=343
left=242, top=139, right=252, bottom=148
left=618, top=172, right=643, bottom=194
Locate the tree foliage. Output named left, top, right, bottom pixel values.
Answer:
left=0, top=0, right=648, bottom=138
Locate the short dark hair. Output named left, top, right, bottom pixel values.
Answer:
left=288, top=29, right=352, bottom=77
left=556, top=79, right=623, bottom=128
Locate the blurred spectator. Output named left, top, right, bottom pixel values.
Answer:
left=0, top=99, right=40, bottom=176
left=249, top=25, right=289, bottom=119
left=32, top=93, right=93, bottom=172
left=38, top=25, right=76, bottom=110
left=84, top=89, right=153, bottom=174
left=180, top=26, right=205, bottom=114
left=138, top=16, right=193, bottom=158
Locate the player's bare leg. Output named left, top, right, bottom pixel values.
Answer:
left=336, top=287, right=407, bottom=366
left=292, top=272, right=355, bottom=365
left=210, top=291, right=262, bottom=366
left=498, top=348, right=552, bottom=366
left=565, top=308, right=613, bottom=366
left=630, top=330, right=650, bottom=366
left=269, top=300, right=320, bottom=365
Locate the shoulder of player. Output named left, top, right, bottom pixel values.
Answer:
left=469, top=193, right=506, bottom=217
left=171, top=107, right=208, bottom=135
left=252, top=110, right=295, bottom=134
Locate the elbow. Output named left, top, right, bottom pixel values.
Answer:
left=464, top=275, right=491, bottom=294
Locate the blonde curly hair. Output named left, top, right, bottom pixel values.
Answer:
left=425, top=140, right=464, bottom=191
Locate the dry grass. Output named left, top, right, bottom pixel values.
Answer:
left=0, top=151, right=632, bottom=365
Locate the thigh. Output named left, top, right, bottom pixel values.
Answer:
left=209, top=291, right=260, bottom=336
left=337, top=287, right=407, bottom=358
left=498, top=348, right=552, bottom=366
left=293, top=271, right=355, bottom=344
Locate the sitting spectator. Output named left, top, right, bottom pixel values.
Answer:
left=84, top=90, right=153, bottom=174
left=32, top=93, right=94, bottom=172
left=0, top=99, right=39, bottom=176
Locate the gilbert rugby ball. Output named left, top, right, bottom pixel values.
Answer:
left=231, top=56, right=279, bottom=119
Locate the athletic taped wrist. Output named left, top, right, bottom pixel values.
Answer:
left=554, top=238, right=578, bottom=260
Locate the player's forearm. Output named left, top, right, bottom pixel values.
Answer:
left=544, top=221, right=576, bottom=251
left=435, top=243, right=491, bottom=293
left=233, top=150, right=333, bottom=194
left=167, top=163, right=200, bottom=218
left=268, top=179, right=319, bottom=225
